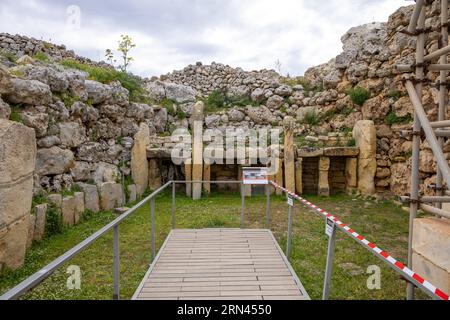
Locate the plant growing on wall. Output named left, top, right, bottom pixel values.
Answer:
left=117, top=34, right=136, bottom=73
left=348, top=86, right=370, bottom=106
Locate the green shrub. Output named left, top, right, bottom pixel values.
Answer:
left=55, top=92, right=80, bottom=107
left=60, top=59, right=148, bottom=103
left=205, top=90, right=227, bottom=111
left=1, top=51, right=17, bottom=63
left=32, top=192, right=48, bottom=208
left=9, top=105, right=23, bottom=123
left=347, top=137, right=356, bottom=147
left=385, top=110, right=413, bottom=125
left=45, top=204, right=63, bottom=237
left=348, top=87, right=371, bottom=106
left=303, top=111, right=320, bottom=126
left=33, top=52, right=49, bottom=63
left=387, top=90, right=404, bottom=101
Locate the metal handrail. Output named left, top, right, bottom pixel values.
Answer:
left=1, top=180, right=281, bottom=301
left=0, top=181, right=172, bottom=300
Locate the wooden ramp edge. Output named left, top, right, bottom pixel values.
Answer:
left=132, top=229, right=310, bottom=300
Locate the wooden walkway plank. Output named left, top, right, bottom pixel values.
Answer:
left=132, top=229, right=310, bottom=300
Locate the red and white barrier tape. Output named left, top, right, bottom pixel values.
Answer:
left=270, top=181, right=450, bottom=301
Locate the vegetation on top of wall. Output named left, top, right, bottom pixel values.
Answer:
left=348, top=86, right=371, bottom=106
left=59, top=59, right=149, bottom=103
left=33, top=52, right=50, bottom=63
left=302, top=111, right=320, bottom=126
left=385, top=110, right=413, bottom=125
left=203, top=90, right=256, bottom=113
left=281, top=76, right=324, bottom=93
left=387, top=90, right=404, bottom=101
left=0, top=50, right=17, bottom=63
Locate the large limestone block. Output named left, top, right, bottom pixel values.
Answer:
left=0, top=215, right=30, bottom=271
left=74, top=192, right=85, bottom=224
left=131, top=123, right=150, bottom=196
left=33, top=204, right=47, bottom=241
left=295, top=160, right=303, bottom=195
left=77, top=184, right=100, bottom=213
left=345, top=158, right=358, bottom=189
left=48, top=194, right=63, bottom=208
left=99, top=182, right=124, bottom=211
left=148, top=159, right=162, bottom=191
left=36, top=147, right=75, bottom=176
left=283, top=117, right=296, bottom=193
left=191, top=102, right=204, bottom=200
left=0, top=120, right=35, bottom=271
left=353, top=120, right=376, bottom=195
left=27, top=214, right=36, bottom=249
left=413, top=218, right=450, bottom=272
left=127, top=184, right=137, bottom=203
left=318, top=157, right=330, bottom=197
left=62, top=196, right=75, bottom=226
left=412, top=253, right=450, bottom=295
left=0, top=120, right=36, bottom=184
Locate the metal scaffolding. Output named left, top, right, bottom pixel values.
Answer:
left=397, top=0, right=450, bottom=300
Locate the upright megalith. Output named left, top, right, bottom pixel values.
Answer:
left=283, top=117, right=296, bottom=192
left=353, top=120, right=377, bottom=195
left=131, top=123, right=150, bottom=196
left=0, top=119, right=36, bottom=271
left=191, top=101, right=204, bottom=200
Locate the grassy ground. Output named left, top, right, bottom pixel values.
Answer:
left=0, top=190, right=429, bottom=300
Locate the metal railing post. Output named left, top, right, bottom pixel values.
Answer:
left=286, top=203, right=293, bottom=261
left=265, top=184, right=271, bottom=228
left=241, top=182, right=245, bottom=229
left=172, top=182, right=176, bottom=229
left=113, top=225, right=119, bottom=300
left=150, top=197, right=155, bottom=261
left=322, top=223, right=337, bottom=300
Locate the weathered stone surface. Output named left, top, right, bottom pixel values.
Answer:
left=345, top=158, right=358, bottom=189
left=353, top=120, right=376, bottom=195
left=36, top=147, right=75, bottom=176
left=148, top=159, right=162, bottom=191
left=413, top=218, right=450, bottom=273
left=127, top=184, right=137, bottom=203
left=318, top=157, right=330, bottom=196
left=412, top=252, right=450, bottom=295
left=164, top=82, right=197, bottom=103
left=390, top=162, right=410, bottom=196
left=62, top=196, right=75, bottom=226
left=74, top=192, right=85, bottom=224
left=91, top=162, right=120, bottom=186
left=33, top=204, right=47, bottom=241
left=295, top=160, right=303, bottom=195
left=131, top=123, right=150, bottom=195
left=99, top=182, right=124, bottom=211
left=0, top=96, right=11, bottom=119
left=26, top=214, right=36, bottom=249
left=48, top=194, right=62, bottom=208
left=70, top=161, right=91, bottom=182
left=191, top=102, right=204, bottom=200
left=77, top=183, right=100, bottom=213
left=59, top=122, right=86, bottom=147
left=0, top=120, right=35, bottom=271
left=323, top=147, right=359, bottom=157
left=0, top=215, right=29, bottom=271
left=4, top=78, right=52, bottom=105
left=297, top=148, right=324, bottom=158
left=283, top=117, right=296, bottom=192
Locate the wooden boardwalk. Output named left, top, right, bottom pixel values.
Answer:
left=133, top=229, right=309, bottom=300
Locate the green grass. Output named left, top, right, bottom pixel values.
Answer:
left=348, top=87, right=371, bottom=106
left=203, top=90, right=255, bottom=114
left=33, top=52, right=49, bottom=63
left=59, top=59, right=148, bottom=103
left=0, top=192, right=429, bottom=300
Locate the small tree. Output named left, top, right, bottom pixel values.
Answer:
left=118, top=34, right=136, bottom=72
left=105, top=48, right=116, bottom=65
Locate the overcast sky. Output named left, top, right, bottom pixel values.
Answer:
left=0, top=0, right=408, bottom=77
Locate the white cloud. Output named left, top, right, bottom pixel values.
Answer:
left=0, top=0, right=407, bottom=77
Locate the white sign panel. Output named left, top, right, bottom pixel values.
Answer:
left=287, top=194, right=294, bottom=207
left=325, top=218, right=335, bottom=237
left=242, top=167, right=268, bottom=185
